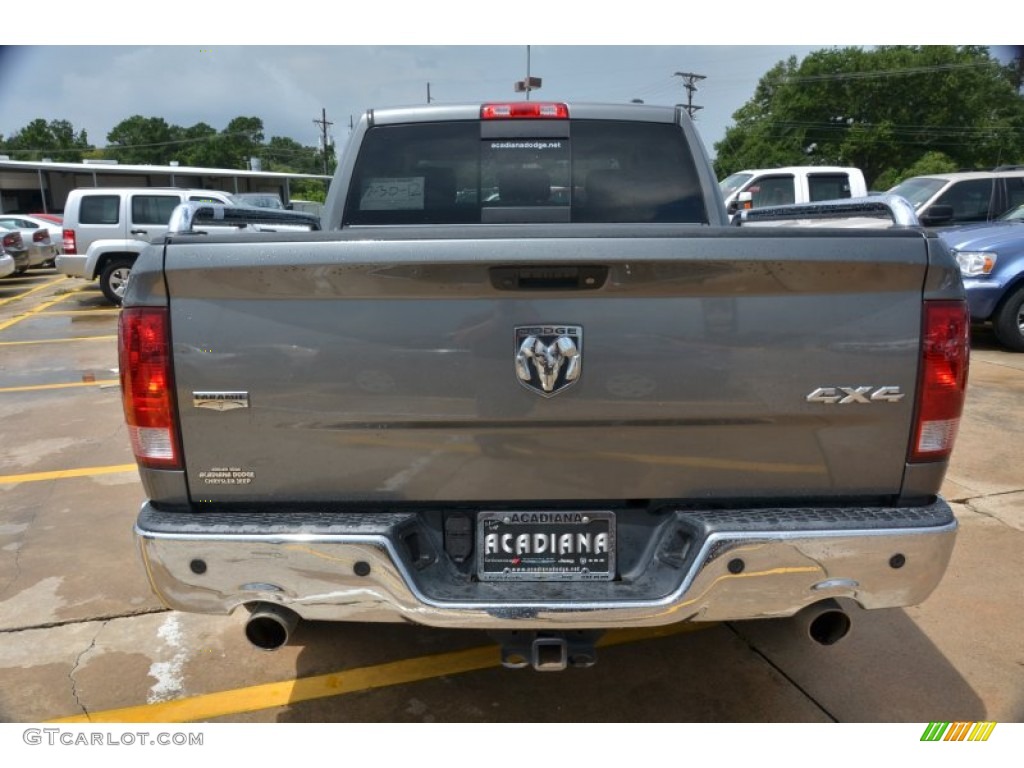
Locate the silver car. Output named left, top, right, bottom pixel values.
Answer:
left=0, top=251, right=14, bottom=278
left=0, top=214, right=62, bottom=264
left=0, top=228, right=31, bottom=275
left=0, top=221, right=57, bottom=268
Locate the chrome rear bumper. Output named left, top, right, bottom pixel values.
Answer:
left=136, top=500, right=957, bottom=630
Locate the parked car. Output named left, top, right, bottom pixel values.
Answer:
left=0, top=218, right=60, bottom=267
left=0, top=242, right=16, bottom=278
left=30, top=212, right=63, bottom=225
left=288, top=199, right=324, bottom=218
left=0, top=228, right=31, bottom=274
left=0, top=213, right=64, bottom=257
left=888, top=168, right=1024, bottom=227
left=940, top=203, right=1024, bottom=351
left=57, top=187, right=235, bottom=303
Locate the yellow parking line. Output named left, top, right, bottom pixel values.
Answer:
left=0, top=286, right=87, bottom=332
left=0, top=334, right=116, bottom=347
left=0, top=379, right=119, bottom=393
left=0, top=464, right=136, bottom=485
left=35, top=309, right=120, bottom=316
left=0, top=278, right=62, bottom=308
left=49, top=622, right=710, bottom=723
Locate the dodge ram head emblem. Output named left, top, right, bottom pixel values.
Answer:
left=514, top=325, right=583, bottom=397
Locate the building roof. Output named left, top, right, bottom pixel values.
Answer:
left=0, top=157, right=330, bottom=181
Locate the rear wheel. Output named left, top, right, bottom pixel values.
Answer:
left=99, top=257, right=134, bottom=305
left=992, top=285, right=1024, bottom=352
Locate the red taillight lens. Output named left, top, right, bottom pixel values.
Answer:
left=910, top=300, right=970, bottom=462
left=63, top=228, right=76, bottom=254
left=481, top=102, right=569, bottom=119
left=118, top=307, right=181, bottom=469
left=33, top=229, right=47, bottom=243
left=1, top=232, right=14, bottom=248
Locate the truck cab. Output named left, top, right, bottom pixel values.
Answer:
left=720, top=166, right=868, bottom=215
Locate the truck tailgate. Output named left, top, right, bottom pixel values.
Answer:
left=165, top=228, right=929, bottom=504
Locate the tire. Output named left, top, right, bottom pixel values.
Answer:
left=99, top=257, right=134, bottom=305
left=992, top=284, right=1024, bottom=352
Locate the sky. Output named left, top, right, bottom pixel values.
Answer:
left=0, top=7, right=1016, bottom=163
left=0, top=45, right=824, bottom=161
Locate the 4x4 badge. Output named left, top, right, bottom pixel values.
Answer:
left=514, top=325, right=583, bottom=397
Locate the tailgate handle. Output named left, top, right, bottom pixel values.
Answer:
left=490, top=265, right=608, bottom=291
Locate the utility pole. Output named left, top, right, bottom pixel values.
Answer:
left=514, top=45, right=542, bottom=99
left=313, top=108, right=334, bottom=174
left=526, top=46, right=531, bottom=101
left=674, top=72, right=706, bottom=119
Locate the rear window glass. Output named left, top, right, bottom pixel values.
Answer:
left=79, top=195, right=120, bottom=225
left=745, top=175, right=795, bottom=207
left=719, top=172, right=753, bottom=198
left=1004, top=176, right=1024, bottom=212
left=808, top=173, right=854, bottom=202
left=934, top=179, right=993, bottom=223
left=344, top=119, right=707, bottom=225
left=0, top=217, right=35, bottom=228
left=131, top=195, right=182, bottom=225
left=887, top=177, right=948, bottom=207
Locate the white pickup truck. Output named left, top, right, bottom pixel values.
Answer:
left=720, top=166, right=868, bottom=216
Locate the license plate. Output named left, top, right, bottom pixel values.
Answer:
left=477, top=510, right=615, bottom=581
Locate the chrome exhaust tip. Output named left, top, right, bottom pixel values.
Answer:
left=795, top=599, right=852, bottom=646
left=244, top=603, right=299, bottom=651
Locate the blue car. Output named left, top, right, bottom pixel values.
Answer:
left=940, top=203, right=1024, bottom=351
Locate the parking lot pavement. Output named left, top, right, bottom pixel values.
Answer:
left=0, top=274, right=1021, bottom=723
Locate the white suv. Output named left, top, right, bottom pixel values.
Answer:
left=887, top=168, right=1024, bottom=227
left=57, top=187, right=233, bottom=303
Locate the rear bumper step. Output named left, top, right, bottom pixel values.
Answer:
left=135, top=499, right=957, bottom=630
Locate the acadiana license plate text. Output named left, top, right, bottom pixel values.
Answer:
left=477, top=511, right=615, bottom=581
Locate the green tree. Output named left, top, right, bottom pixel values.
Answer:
left=106, top=115, right=179, bottom=164
left=216, top=116, right=265, bottom=169
left=2, top=118, right=92, bottom=161
left=263, top=135, right=318, bottom=173
left=714, top=46, right=1024, bottom=188
left=289, top=178, right=329, bottom=202
left=872, top=151, right=959, bottom=191
left=174, top=122, right=219, bottom=167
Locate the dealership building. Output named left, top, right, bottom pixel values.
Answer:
left=0, top=157, right=331, bottom=214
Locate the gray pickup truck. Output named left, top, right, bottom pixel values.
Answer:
left=122, top=101, right=970, bottom=670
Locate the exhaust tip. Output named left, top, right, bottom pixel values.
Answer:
left=808, top=609, right=851, bottom=646
left=244, top=603, right=299, bottom=651
left=785, top=599, right=852, bottom=646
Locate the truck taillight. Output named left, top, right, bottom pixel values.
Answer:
left=481, top=102, right=569, bottom=119
left=910, top=300, right=970, bottom=462
left=63, top=228, right=77, bottom=254
left=118, top=307, right=181, bottom=469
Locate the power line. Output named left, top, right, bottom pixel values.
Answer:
left=776, top=61, right=996, bottom=85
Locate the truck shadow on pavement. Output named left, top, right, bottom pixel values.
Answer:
left=270, top=606, right=988, bottom=723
